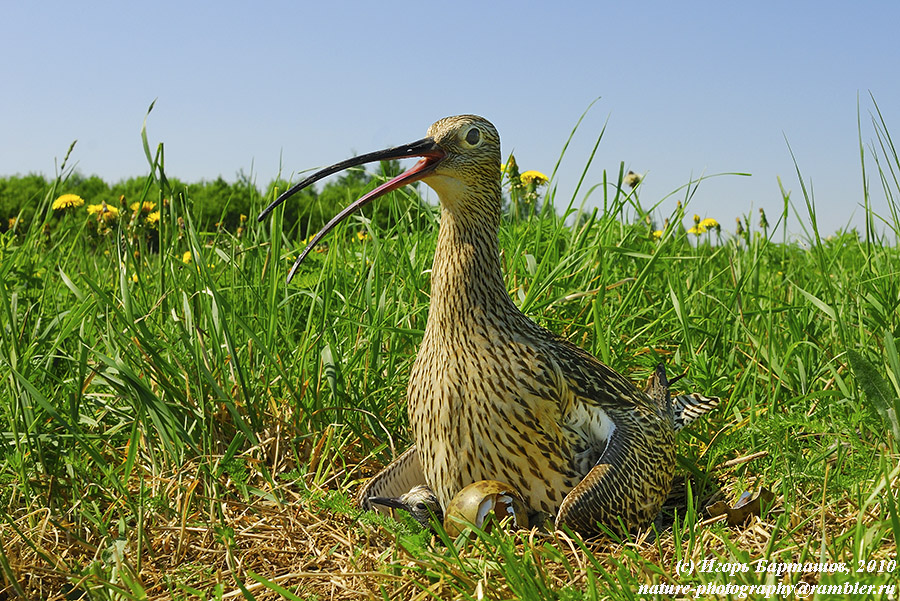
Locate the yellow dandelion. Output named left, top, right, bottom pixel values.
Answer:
left=182, top=251, right=192, bottom=264
left=688, top=225, right=707, bottom=236
left=699, top=217, right=719, bottom=229
left=130, top=201, right=157, bottom=213
left=651, top=230, right=663, bottom=240
left=693, top=214, right=701, bottom=225
left=239, top=214, right=247, bottom=223
left=145, top=211, right=161, bottom=227
left=87, top=202, right=120, bottom=222
left=356, top=231, right=368, bottom=242
left=52, top=194, right=84, bottom=211
left=520, top=170, right=549, bottom=186
left=8, top=217, right=19, bottom=230
left=130, top=273, right=138, bottom=283
left=103, top=205, right=120, bottom=222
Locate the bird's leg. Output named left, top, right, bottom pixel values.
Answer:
left=356, top=445, right=428, bottom=510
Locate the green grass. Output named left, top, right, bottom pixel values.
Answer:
left=1, top=102, right=899, bottom=600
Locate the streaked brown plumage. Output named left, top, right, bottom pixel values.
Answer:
left=259, top=115, right=718, bottom=535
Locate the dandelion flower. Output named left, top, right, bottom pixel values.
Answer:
left=102, top=206, right=120, bottom=222
left=87, top=202, right=120, bottom=222
left=52, top=194, right=84, bottom=210
left=688, top=225, right=707, bottom=236
left=356, top=231, right=368, bottom=241
left=130, top=273, right=138, bottom=283
left=182, top=251, right=192, bottom=264
left=699, top=217, right=719, bottom=230
left=130, top=201, right=157, bottom=213
left=8, top=217, right=19, bottom=230
left=735, top=217, right=745, bottom=236
left=651, top=230, right=663, bottom=240
left=145, top=211, right=161, bottom=227
left=693, top=214, right=701, bottom=225
left=520, top=170, right=549, bottom=186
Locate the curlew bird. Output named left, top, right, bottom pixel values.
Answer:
left=259, top=115, right=718, bottom=535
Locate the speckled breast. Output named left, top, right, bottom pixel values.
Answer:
left=407, top=324, right=590, bottom=516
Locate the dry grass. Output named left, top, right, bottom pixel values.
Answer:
left=4, top=438, right=897, bottom=600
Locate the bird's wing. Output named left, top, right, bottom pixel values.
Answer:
left=541, top=333, right=659, bottom=413
left=555, top=412, right=676, bottom=534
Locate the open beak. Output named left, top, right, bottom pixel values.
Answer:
left=258, top=136, right=446, bottom=282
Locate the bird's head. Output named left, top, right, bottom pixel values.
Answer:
left=369, top=484, right=443, bottom=530
left=419, top=115, right=501, bottom=213
left=257, top=115, right=502, bottom=281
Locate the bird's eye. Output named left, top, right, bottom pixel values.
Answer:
left=464, top=127, right=482, bottom=147
left=414, top=502, right=429, bottom=511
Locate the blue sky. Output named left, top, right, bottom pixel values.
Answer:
left=2, top=1, right=899, bottom=237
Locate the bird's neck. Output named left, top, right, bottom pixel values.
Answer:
left=428, top=205, right=518, bottom=324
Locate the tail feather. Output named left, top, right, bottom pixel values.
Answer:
left=644, top=363, right=672, bottom=416
left=645, top=364, right=720, bottom=431
left=672, top=393, right=719, bottom=431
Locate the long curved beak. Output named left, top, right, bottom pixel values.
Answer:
left=258, top=136, right=446, bottom=282
left=367, top=496, right=411, bottom=512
